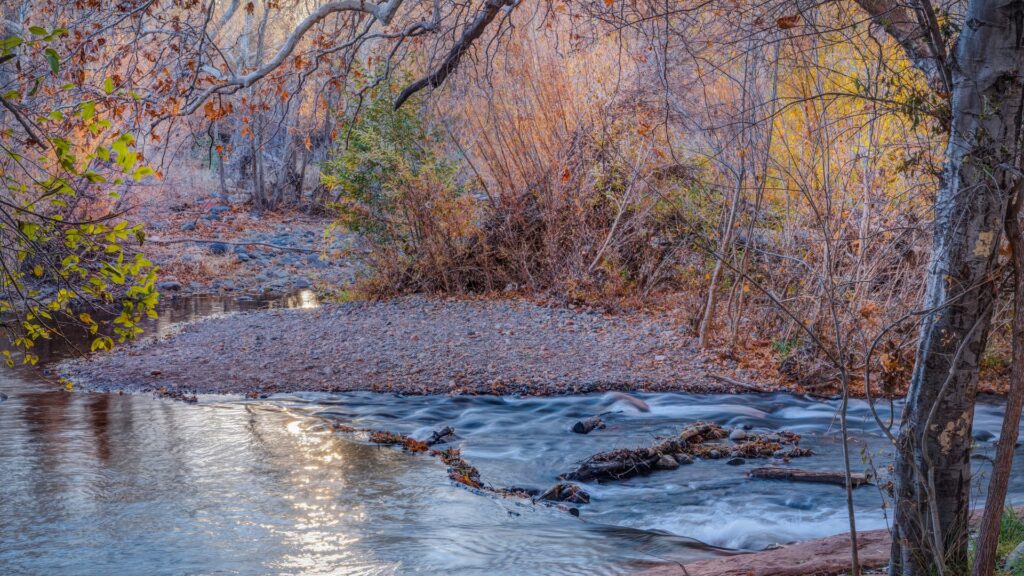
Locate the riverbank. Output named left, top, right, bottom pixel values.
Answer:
left=637, top=528, right=890, bottom=576
left=57, top=296, right=778, bottom=396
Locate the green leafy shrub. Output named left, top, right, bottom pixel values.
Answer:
left=321, top=88, right=481, bottom=293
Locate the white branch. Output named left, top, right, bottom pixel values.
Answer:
left=177, top=0, right=407, bottom=117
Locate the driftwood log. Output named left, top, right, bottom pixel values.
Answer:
left=748, top=466, right=872, bottom=488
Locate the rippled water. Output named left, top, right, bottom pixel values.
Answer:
left=1, top=294, right=1023, bottom=575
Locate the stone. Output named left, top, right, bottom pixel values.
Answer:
left=675, top=454, right=694, bottom=465
left=1005, top=541, right=1024, bottom=573
left=227, top=193, right=251, bottom=205
left=292, top=277, right=312, bottom=289
left=179, top=221, right=196, bottom=232
left=729, top=429, right=748, bottom=441
left=209, top=205, right=230, bottom=214
left=655, top=455, right=680, bottom=470
left=208, top=242, right=228, bottom=255
left=157, top=280, right=182, bottom=291
left=726, top=457, right=746, bottom=466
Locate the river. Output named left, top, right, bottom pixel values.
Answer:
left=1, top=294, right=1022, bottom=575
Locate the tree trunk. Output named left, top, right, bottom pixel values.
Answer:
left=698, top=167, right=744, bottom=348
left=973, top=186, right=1024, bottom=576
left=890, top=1, right=1024, bottom=574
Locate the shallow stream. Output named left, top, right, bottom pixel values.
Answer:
left=1, top=294, right=1022, bottom=575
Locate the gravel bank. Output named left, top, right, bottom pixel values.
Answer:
left=57, top=297, right=776, bottom=396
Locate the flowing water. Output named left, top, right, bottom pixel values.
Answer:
left=1, top=293, right=1023, bottom=575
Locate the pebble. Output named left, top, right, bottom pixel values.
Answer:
left=179, top=221, right=196, bottom=232
left=726, top=457, right=746, bottom=466
left=157, top=280, right=182, bottom=291
left=729, top=429, right=748, bottom=441
left=208, top=242, right=228, bottom=255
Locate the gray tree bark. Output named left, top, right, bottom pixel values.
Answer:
left=889, top=0, right=1024, bottom=574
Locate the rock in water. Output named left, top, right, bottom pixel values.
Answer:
left=727, top=457, right=746, bottom=466
left=571, top=416, right=605, bottom=434
left=539, top=483, right=590, bottom=504
left=655, top=455, right=680, bottom=470
left=729, top=429, right=748, bottom=441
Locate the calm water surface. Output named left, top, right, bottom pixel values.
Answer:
left=1, top=293, right=1022, bottom=575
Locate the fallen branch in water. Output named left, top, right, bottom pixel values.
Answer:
left=560, top=422, right=812, bottom=482
left=748, top=466, right=872, bottom=488
left=330, top=422, right=581, bottom=513
left=426, top=426, right=455, bottom=445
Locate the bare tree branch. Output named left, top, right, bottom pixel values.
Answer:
left=393, top=0, right=513, bottom=109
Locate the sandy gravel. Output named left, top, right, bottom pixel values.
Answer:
left=56, top=296, right=776, bottom=396
left=636, top=528, right=890, bottom=576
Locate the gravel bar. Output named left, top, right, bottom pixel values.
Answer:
left=57, top=297, right=776, bottom=396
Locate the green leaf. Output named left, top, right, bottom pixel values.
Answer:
left=103, top=77, right=114, bottom=95
left=0, top=37, right=23, bottom=50
left=43, top=47, right=59, bottom=74
left=28, top=26, right=47, bottom=36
